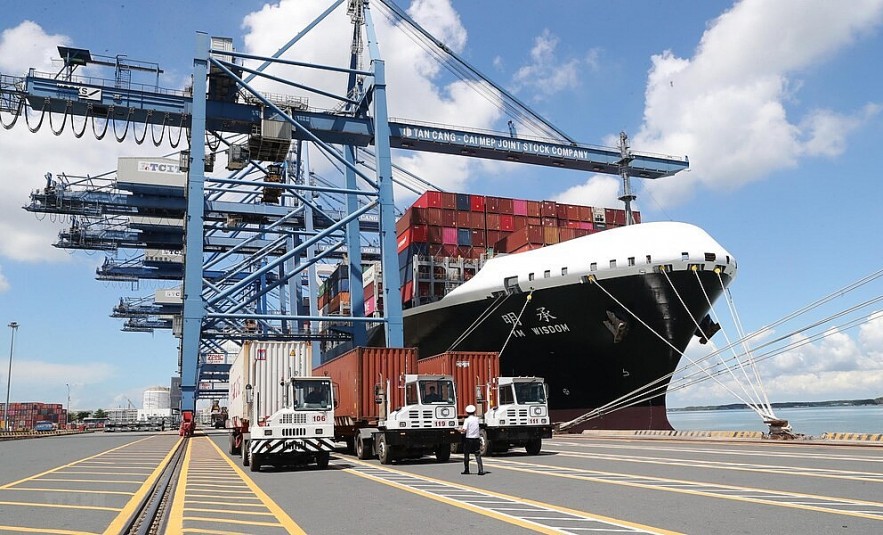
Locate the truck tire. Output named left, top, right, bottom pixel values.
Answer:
left=316, top=451, right=330, bottom=469
left=355, top=436, right=372, bottom=460
left=229, top=432, right=240, bottom=455
left=525, top=438, right=542, bottom=455
left=242, top=440, right=250, bottom=466
left=377, top=435, right=392, bottom=465
left=250, top=452, right=262, bottom=472
left=479, top=429, right=491, bottom=457
left=435, top=444, right=451, bottom=462
left=450, top=441, right=462, bottom=454
left=344, top=437, right=355, bottom=454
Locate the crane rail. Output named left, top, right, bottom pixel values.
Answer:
left=120, top=437, right=188, bottom=535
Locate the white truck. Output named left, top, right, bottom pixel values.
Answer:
left=476, top=376, right=552, bottom=456
left=227, top=341, right=336, bottom=471
left=314, top=347, right=461, bottom=465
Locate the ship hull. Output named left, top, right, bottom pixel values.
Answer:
left=398, top=269, right=731, bottom=431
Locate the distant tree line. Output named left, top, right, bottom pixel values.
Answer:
left=674, top=398, right=880, bottom=411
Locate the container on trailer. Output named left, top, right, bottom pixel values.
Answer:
left=417, top=351, right=500, bottom=417
left=313, top=347, right=417, bottom=422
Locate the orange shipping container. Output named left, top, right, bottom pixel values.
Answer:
left=314, top=347, right=418, bottom=422
left=417, top=352, right=500, bottom=417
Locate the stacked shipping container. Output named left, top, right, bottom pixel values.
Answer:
left=0, top=402, right=67, bottom=431
left=318, top=191, right=638, bottom=332
left=396, top=191, right=638, bottom=308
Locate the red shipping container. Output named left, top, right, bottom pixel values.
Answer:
left=414, top=190, right=442, bottom=208
left=441, top=192, right=457, bottom=210
left=470, top=194, right=486, bottom=212
left=363, top=283, right=374, bottom=300
left=556, top=204, right=569, bottom=220
left=426, top=207, right=443, bottom=226
left=559, top=228, right=577, bottom=242
left=578, top=205, right=593, bottom=222
left=470, top=229, right=486, bottom=247
left=566, top=205, right=580, bottom=221
left=442, top=227, right=458, bottom=245
left=541, top=217, right=557, bottom=227
left=578, top=221, right=594, bottom=231
left=364, top=295, right=376, bottom=315
left=500, top=214, right=515, bottom=231
left=527, top=217, right=542, bottom=226
left=498, top=197, right=514, bottom=214
left=606, top=208, right=627, bottom=226
left=455, top=211, right=470, bottom=228
left=527, top=200, right=542, bottom=217
left=512, top=215, right=527, bottom=230
left=314, top=347, right=418, bottom=422
left=441, top=209, right=455, bottom=227
left=417, top=351, right=500, bottom=417
left=426, top=225, right=442, bottom=244
left=469, top=211, right=485, bottom=229
left=634, top=211, right=642, bottom=223
left=486, top=196, right=501, bottom=213
left=513, top=199, right=528, bottom=216
left=542, top=201, right=557, bottom=218
left=486, top=213, right=501, bottom=230
left=486, top=230, right=504, bottom=248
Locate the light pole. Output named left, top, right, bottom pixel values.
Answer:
left=4, top=322, right=18, bottom=432
left=66, top=383, right=71, bottom=429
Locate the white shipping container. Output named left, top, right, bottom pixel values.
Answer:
left=227, top=341, right=312, bottom=426
left=155, top=288, right=182, bottom=305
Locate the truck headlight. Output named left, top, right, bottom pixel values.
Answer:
left=437, top=406, right=453, bottom=418
left=399, top=421, right=407, bottom=428
left=530, top=406, right=546, bottom=417
left=316, top=429, right=323, bottom=434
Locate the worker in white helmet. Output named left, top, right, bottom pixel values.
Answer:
left=459, top=404, right=485, bottom=475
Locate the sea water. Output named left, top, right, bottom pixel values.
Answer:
left=667, top=405, right=883, bottom=437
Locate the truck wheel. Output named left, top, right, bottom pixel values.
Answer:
left=242, top=440, right=250, bottom=466
left=525, top=438, right=542, bottom=455
left=344, top=437, right=355, bottom=454
left=479, top=429, right=492, bottom=457
left=229, top=433, right=241, bottom=455
left=355, top=436, right=372, bottom=460
left=316, top=451, right=330, bottom=469
left=377, top=435, right=392, bottom=465
left=450, top=442, right=462, bottom=454
left=435, top=444, right=451, bottom=462
left=250, top=452, right=262, bottom=472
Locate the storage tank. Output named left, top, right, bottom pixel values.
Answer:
left=417, top=352, right=499, bottom=417
left=143, top=387, right=171, bottom=410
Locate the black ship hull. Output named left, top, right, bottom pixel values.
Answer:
left=399, top=269, right=730, bottom=431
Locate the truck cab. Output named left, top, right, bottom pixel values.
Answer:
left=368, top=374, right=459, bottom=464
left=242, top=376, right=336, bottom=472
left=479, top=376, right=552, bottom=455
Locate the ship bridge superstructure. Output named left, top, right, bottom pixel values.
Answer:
left=0, top=0, right=689, bottom=420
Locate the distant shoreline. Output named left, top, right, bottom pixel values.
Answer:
left=670, top=398, right=882, bottom=412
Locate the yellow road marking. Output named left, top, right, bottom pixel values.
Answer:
left=0, top=436, right=156, bottom=490
left=167, top=437, right=307, bottom=534
left=102, top=436, right=183, bottom=535
left=9, top=488, right=134, bottom=495
left=0, top=500, right=120, bottom=511
left=0, top=527, right=98, bottom=534
left=184, top=507, right=276, bottom=517
left=34, top=478, right=142, bottom=484
left=343, top=457, right=682, bottom=535
left=489, top=458, right=883, bottom=522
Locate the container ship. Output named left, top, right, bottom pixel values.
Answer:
left=319, top=191, right=736, bottom=431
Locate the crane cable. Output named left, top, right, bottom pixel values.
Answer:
left=445, top=291, right=512, bottom=352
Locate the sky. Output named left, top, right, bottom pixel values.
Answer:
left=0, top=0, right=881, bottom=419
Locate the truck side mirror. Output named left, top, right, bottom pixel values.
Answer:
left=475, top=385, right=484, bottom=403
left=374, top=384, right=383, bottom=404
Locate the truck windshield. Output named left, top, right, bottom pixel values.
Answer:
left=293, top=380, right=332, bottom=410
left=513, top=382, right=546, bottom=404
left=418, top=380, right=455, bottom=404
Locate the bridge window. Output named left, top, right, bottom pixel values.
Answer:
left=646, top=255, right=652, bottom=264
left=590, top=262, right=597, bottom=271
left=681, top=252, right=689, bottom=261
left=628, top=257, right=635, bottom=266
left=544, top=270, right=550, bottom=279
left=561, top=267, right=568, bottom=276
left=528, top=272, right=535, bottom=281
left=609, top=259, right=616, bottom=268
left=704, top=252, right=716, bottom=262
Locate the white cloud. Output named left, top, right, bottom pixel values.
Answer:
left=552, top=175, right=622, bottom=208
left=511, top=29, right=582, bottom=101
left=0, top=265, right=8, bottom=292
left=0, top=21, right=69, bottom=73
left=561, top=0, right=883, bottom=209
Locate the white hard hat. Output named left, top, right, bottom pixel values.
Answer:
left=465, top=404, right=476, bottom=413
